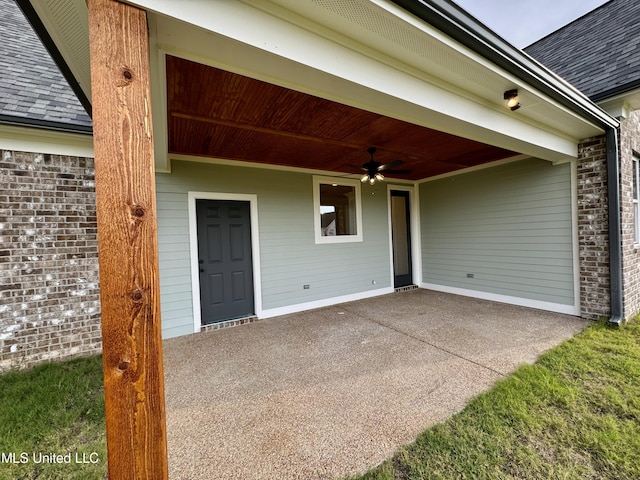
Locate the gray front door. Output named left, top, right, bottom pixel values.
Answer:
left=196, top=199, right=254, bottom=324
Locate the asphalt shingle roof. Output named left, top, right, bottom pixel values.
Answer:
left=0, top=0, right=92, bottom=129
left=525, top=0, right=640, bottom=101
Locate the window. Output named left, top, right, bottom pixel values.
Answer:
left=313, top=176, right=363, bottom=243
left=634, top=156, right=640, bottom=244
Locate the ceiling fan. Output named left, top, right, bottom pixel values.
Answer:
left=348, top=147, right=411, bottom=184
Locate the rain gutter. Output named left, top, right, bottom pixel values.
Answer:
left=606, top=127, right=623, bottom=324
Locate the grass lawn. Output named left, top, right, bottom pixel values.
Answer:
left=349, top=319, right=640, bottom=480
left=0, top=355, right=106, bottom=480
left=0, top=319, right=638, bottom=479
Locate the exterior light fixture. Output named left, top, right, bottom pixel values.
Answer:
left=503, top=89, right=521, bottom=111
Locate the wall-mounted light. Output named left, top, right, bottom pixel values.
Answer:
left=503, top=89, right=521, bottom=111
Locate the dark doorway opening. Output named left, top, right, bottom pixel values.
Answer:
left=391, top=190, right=412, bottom=288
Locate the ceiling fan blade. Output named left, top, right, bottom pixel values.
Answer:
left=344, top=164, right=367, bottom=171
left=381, top=169, right=412, bottom=174
left=378, top=159, right=404, bottom=171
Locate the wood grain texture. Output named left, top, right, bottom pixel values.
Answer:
left=87, top=0, right=168, bottom=478
left=166, top=55, right=517, bottom=179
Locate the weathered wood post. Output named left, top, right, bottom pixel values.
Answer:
left=87, top=0, right=169, bottom=478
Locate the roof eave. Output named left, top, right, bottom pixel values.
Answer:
left=0, top=115, right=93, bottom=136
left=16, top=0, right=93, bottom=120
left=591, top=79, right=640, bottom=105
left=390, top=0, right=619, bottom=131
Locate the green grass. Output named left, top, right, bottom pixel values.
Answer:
left=349, top=319, right=640, bottom=480
left=1, top=319, right=639, bottom=479
left=0, top=355, right=107, bottom=480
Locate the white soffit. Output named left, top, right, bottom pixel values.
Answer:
left=598, top=88, right=640, bottom=118
left=27, top=0, right=92, bottom=100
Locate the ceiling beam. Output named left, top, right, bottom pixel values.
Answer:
left=171, top=111, right=363, bottom=150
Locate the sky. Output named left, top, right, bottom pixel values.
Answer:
left=452, top=0, right=609, bottom=48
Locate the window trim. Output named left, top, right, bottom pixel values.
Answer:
left=313, top=175, right=363, bottom=244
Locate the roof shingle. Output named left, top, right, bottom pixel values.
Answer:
left=0, top=0, right=92, bottom=129
left=525, top=0, right=640, bottom=100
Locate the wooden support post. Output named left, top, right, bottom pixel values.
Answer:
left=87, top=0, right=168, bottom=478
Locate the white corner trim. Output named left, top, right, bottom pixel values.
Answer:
left=259, top=287, right=394, bottom=319
left=149, top=32, right=170, bottom=173
left=421, top=283, right=579, bottom=316
left=187, top=191, right=263, bottom=333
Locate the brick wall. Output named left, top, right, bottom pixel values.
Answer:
left=577, top=135, right=611, bottom=319
left=619, top=110, right=640, bottom=319
left=0, top=149, right=101, bottom=372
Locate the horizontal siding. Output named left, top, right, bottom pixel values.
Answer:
left=155, top=160, right=392, bottom=338
left=421, top=159, right=575, bottom=306
left=155, top=174, right=192, bottom=338
left=162, top=324, right=194, bottom=339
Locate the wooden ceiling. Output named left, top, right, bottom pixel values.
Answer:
left=166, top=55, right=516, bottom=180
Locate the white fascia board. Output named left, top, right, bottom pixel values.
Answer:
left=132, top=0, right=586, bottom=161
left=0, top=124, right=93, bottom=158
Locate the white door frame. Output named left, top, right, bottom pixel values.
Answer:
left=387, top=184, right=422, bottom=288
left=187, top=191, right=262, bottom=333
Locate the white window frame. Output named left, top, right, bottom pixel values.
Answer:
left=313, top=176, right=363, bottom=244
left=634, top=156, right=640, bottom=245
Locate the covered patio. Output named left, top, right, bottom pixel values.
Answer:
left=17, top=0, right=619, bottom=476
left=162, top=289, right=587, bottom=479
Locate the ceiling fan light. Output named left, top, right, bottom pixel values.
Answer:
left=375, top=173, right=384, bottom=182
left=369, top=177, right=375, bottom=185
left=361, top=174, right=369, bottom=183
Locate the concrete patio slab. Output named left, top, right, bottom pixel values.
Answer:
left=162, top=289, right=588, bottom=480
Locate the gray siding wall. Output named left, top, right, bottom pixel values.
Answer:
left=156, top=160, right=392, bottom=338
left=420, top=159, right=575, bottom=307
